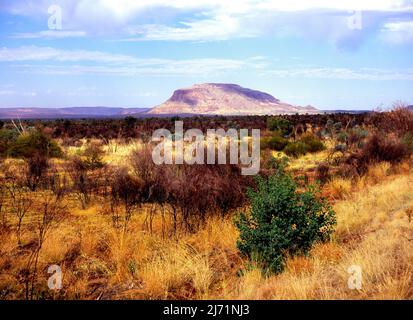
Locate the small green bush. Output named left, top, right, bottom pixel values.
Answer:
left=347, top=126, right=368, bottom=147
left=7, top=130, right=62, bottom=158
left=283, top=135, right=325, bottom=157
left=402, top=132, right=413, bottom=153
left=83, top=142, right=105, bottom=169
left=337, top=132, right=348, bottom=143
left=0, top=128, right=19, bottom=155
left=236, top=171, right=336, bottom=274
left=325, top=119, right=334, bottom=136
left=261, top=135, right=289, bottom=151
left=283, top=141, right=309, bottom=157
left=300, top=134, right=325, bottom=153
left=267, top=117, right=292, bottom=136
left=261, top=151, right=289, bottom=173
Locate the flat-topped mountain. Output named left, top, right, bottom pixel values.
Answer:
left=0, top=84, right=321, bottom=119
left=148, top=83, right=318, bottom=115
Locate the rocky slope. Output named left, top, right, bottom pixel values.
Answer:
left=148, top=83, right=318, bottom=115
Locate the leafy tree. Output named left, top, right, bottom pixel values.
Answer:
left=236, top=171, right=336, bottom=274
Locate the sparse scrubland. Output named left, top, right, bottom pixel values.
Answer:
left=0, top=107, right=413, bottom=300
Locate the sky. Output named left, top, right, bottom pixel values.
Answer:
left=0, top=0, right=412, bottom=110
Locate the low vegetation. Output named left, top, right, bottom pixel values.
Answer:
left=236, top=170, right=335, bottom=274
left=0, top=106, right=412, bottom=300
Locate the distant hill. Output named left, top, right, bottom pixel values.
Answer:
left=0, top=107, right=150, bottom=119
left=1, top=83, right=381, bottom=119
left=148, top=83, right=318, bottom=115
left=319, top=109, right=371, bottom=114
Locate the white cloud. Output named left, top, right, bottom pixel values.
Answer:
left=381, top=20, right=413, bottom=43
left=2, top=0, right=413, bottom=42
left=10, top=30, right=87, bottom=39
left=0, top=90, right=16, bottom=96
left=253, top=0, right=413, bottom=12
left=0, top=46, right=137, bottom=63
left=0, top=46, right=257, bottom=76
left=23, top=91, right=37, bottom=97
left=263, top=67, right=413, bottom=80
left=123, top=14, right=248, bottom=41
left=1, top=46, right=411, bottom=79
left=12, top=59, right=247, bottom=76
left=0, top=89, right=37, bottom=96
left=4, top=0, right=412, bottom=17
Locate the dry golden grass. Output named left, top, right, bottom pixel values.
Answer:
left=63, top=139, right=143, bottom=167
left=1, top=143, right=413, bottom=299
left=325, top=178, right=353, bottom=200
left=223, top=168, right=413, bottom=300
left=285, top=139, right=337, bottom=172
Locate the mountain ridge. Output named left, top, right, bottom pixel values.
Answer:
left=149, top=83, right=318, bottom=115
left=0, top=83, right=380, bottom=119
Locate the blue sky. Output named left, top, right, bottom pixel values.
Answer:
left=0, top=0, right=413, bottom=110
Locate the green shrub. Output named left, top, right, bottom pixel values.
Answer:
left=261, top=151, right=289, bottom=173
left=325, top=119, right=334, bottom=136
left=267, top=117, right=292, bottom=136
left=0, top=128, right=19, bottom=155
left=261, top=135, right=289, bottom=151
left=283, top=135, right=325, bottom=157
left=124, top=116, right=137, bottom=128
left=235, top=172, right=336, bottom=274
left=347, top=126, right=368, bottom=147
left=337, top=131, right=348, bottom=143
left=334, top=144, right=347, bottom=153
left=333, top=122, right=342, bottom=132
left=402, top=132, right=413, bottom=153
left=300, top=134, right=325, bottom=153
left=83, top=142, right=105, bottom=169
left=260, top=137, right=271, bottom=150
left=7, top=130, right=62, bottom=158
left=283, top=141, right=309, bottom=157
